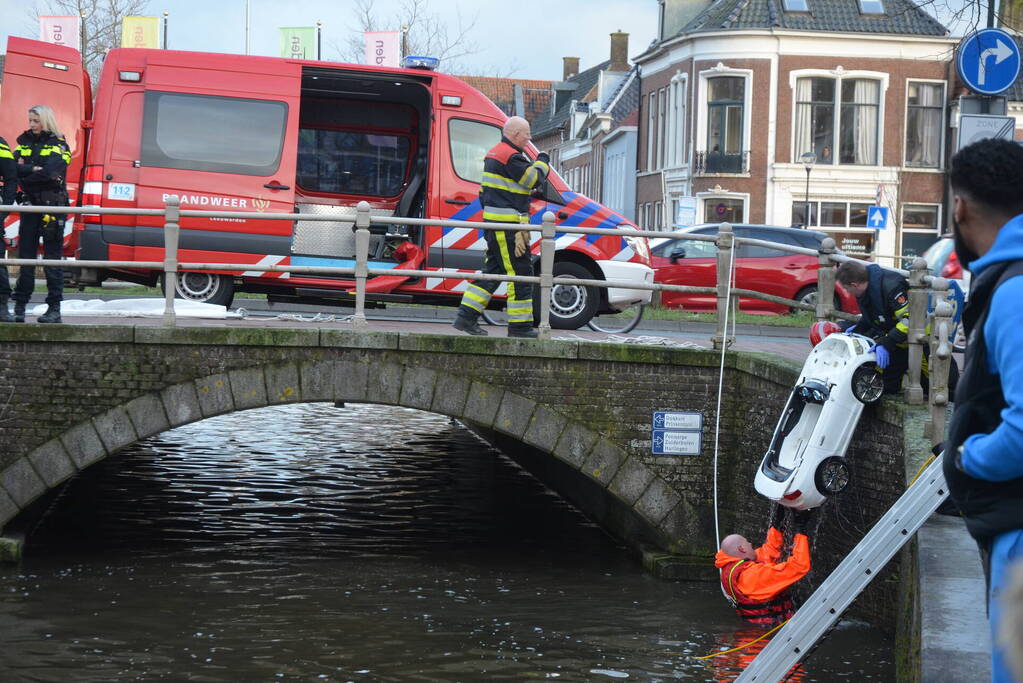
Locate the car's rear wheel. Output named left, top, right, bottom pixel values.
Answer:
left=851, top=363, right=885, bottom=404
left=162, top=272, right=235, bottom=308
left=793, top=285, right=843, bottom=314
left=814, top=456, right=850, bottom=496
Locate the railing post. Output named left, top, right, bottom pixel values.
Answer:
left=905, top=257, right=928, bottom=405
left=352, top=201, right=371, bottom=330
left=927, top=278, right=953, bottom=442
left=538, top=212, right=556, bottom=340
left=713, top=223, right=735, bottom=350
left=162, top=196, right=180, bottom=327
left=816, top=237, right=837, bottom=321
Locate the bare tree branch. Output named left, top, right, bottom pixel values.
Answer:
left=325, top=0, right=515, bottom=76
left=31, top=0, right=151, bottom=84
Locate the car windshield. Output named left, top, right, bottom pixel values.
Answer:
left=817, top=335, right=850, bottom=359
left=921, top=238, right=954, bottom=276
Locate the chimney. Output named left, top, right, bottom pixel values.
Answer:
left=563, top=56, right=580, bottom=80
left=609, top=31, right=629, bottom=72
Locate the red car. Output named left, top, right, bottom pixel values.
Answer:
left=650, top=224, right=859, bottom=314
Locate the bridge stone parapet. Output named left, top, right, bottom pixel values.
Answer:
left=0, top=324, right=909, bottom=619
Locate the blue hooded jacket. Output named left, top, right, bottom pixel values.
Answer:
left=960, top=214, right=1023, bottom=481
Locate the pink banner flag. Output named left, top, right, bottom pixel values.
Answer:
left=39, top=15, right=81, bottom=50
left=364, top=31, right=400, bottom=68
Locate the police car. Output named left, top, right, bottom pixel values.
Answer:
left=754, top=332, right=884, bottom=510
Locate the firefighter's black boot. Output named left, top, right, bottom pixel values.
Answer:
left=507, top=323, right=539, bottom=339
left=38, top=303, right=62, bottom=324
left=0, top=297, right=12, bottom=323
left=452, top=310, right=488, bottom=336
left=13, top=301, right=25, bottom=323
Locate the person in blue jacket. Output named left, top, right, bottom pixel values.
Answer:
left=944, top=137, right=1023, bottom=683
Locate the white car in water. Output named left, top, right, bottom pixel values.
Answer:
left=754, top=332, right=885, bottom=510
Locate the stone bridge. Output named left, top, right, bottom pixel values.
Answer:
left=0, top=325, right=907, bottom=572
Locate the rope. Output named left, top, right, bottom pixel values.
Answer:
left=713, top=241, right=738, bottom=604
left=693, top=619, right=788, bottom=660
left=909, top=454, right=937, bottom=486
left=712, top=242, right=736, bottom=548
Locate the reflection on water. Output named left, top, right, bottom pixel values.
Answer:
left=0, top=404, right=893, bottom=681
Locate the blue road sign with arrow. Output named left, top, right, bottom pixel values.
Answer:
left=957, top=28, right=1021, bottom=96
left=867, top=206, right=888, bottom=229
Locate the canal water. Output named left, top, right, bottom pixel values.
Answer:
left=1, top=404, right=894, bottom=682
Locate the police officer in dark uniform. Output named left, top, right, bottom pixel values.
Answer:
left=14, top=105, right=71, bottom=323
left=0, top=135, right=17, bottom=322
left=452, top=116, right=550, bottom=339
left=836, top=259, right=958, bottom=396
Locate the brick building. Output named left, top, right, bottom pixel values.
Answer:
left=634, top=0, right=955, bottom=262
left=531, top=32, right=641, bottom=220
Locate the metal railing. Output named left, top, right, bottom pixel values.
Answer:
left=0, top=199, right=955, bottom=441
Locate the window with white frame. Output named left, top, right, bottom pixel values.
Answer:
left=657, top=87, right=667, bottom=168
left=668, top=75, right=687, bottom=166
left=905, top=81, right=944, bottom=168
left=707, top=76, right=744, bottom=156
left=792, top=200, right=871, bottom=229
left=655, top=201, right=663, bottom=230
left=901, top=204, right=941, bottom=260
left=703, top=197, right=744, bottom=224
left=794, top=76, right=881, bottom=165
left=603, top=149, right=626, bottom=214
left=647, top=91, right=658, bottom=171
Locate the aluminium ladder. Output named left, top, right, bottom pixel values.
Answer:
left=736, top=454, right=951, bottom=682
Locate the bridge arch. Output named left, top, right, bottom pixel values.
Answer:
left=1, top=357, right=681, bottom=553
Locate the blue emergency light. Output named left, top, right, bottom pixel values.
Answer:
left=402, top=56, right=440, bottom=70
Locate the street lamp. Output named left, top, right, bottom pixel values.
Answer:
left=800, top=152, right=816, bottom=229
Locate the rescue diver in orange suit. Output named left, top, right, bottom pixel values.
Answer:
left=714, top=507, right=812, bottom=625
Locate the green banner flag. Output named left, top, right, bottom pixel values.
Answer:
left=279, top=27, right=316, bottom=59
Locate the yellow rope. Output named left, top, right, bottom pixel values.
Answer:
left=910, top=454, right=936, bottom=486
left=693, top=620, right=789, bottom=660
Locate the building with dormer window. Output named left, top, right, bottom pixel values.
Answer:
left=636, top=0, right=956, bottom=261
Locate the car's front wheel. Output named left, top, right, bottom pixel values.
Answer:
left=814, top=456, right=851, bottom=496
left=851, top=363, right=885, bottom=404
left=539, top=261, right=599, bottom=330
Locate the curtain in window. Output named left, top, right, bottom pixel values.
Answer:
left=794, top=78, right=813, bottom=159
left=918, top=84, right=940, bottom=167
left=854, top=80, right=877, bottom=165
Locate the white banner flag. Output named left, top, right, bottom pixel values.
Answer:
left=39, top=15, right=81, bottom=50
left=364, top=31, right=400, bottom=68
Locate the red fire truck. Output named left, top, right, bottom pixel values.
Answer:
left=0, top=37, right=652, bottom=329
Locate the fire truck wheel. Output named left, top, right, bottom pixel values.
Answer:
left=163, top=272, right=235, bottom=308
left=539, top=261, right=599, bottom=330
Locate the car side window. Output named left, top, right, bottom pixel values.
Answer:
left=653, top=238, right=717, bottom=258
left=740, top=229, right=793, bottom=258
left=673, top=238, right=718, bottom=259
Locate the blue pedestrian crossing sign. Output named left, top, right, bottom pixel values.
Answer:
left=867, top=206, right=888, bottom=229
left=957, top=29, right=1021, bottom=96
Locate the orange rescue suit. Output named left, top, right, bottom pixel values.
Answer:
left=714, top=527, right=811, bottom=625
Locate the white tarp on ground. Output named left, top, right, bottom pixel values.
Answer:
left=30, top=299, right=238, bottom=318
